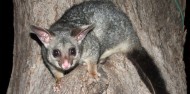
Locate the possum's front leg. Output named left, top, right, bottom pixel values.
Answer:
left=83, top=58, right=100, bottom=81
left=80, top=32, right=101, bottom=81
left=87, top=62, right=99, bottom=80
left=48, top=65, right=64, bottom=92
left=52, top=70, right=64, bottom=92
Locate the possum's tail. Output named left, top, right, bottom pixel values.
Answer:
left=127, top=47, right=169, bottom=94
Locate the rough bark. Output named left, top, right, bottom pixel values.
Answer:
left=8, top=0, right=186, bottom=94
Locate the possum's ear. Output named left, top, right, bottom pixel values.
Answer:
left=71, top=24, right=94, bottom=44
left=30, top=25, right=53, bottom=47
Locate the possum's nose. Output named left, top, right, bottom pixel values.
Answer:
left=59, top=56, right=71, bottom=70
left=61, top=59, right=71, bottom=70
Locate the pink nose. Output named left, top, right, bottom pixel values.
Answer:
left=61, top=59, right=71, bottom=70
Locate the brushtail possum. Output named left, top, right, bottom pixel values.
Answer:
left=31, top=1, right=168, bottom=94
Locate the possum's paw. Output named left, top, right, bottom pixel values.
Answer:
left=86, top=68, right=101, bottom=85
left=86, top=62, right=101, bottom=81
left=53, top=78, right=63, bottom=92
left=87, top=70, right=101, bottom=81
left=53, top=84, right=61, bottom=92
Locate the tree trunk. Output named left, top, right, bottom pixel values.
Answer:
left=8, top=0, right=186, bottom=94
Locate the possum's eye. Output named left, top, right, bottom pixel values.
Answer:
left=53, top=49, right=61, bottom=57
left=69, top=47, right=76, bottom=56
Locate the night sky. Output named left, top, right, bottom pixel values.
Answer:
left=0, top=0, right=189, bottom=94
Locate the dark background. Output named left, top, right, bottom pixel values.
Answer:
left=0, top=0, right=13, bottom=93
left=184, top=0, right=190, bottom=94
left=0, top=0, right=189, bottom=94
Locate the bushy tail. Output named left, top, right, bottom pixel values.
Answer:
left=127, top=47, right=169, bottom=94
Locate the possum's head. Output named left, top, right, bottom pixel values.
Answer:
left=30, top=25, right=94, bottom=71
